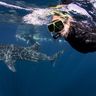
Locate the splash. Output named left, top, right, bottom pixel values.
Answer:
left=23, top=8, right=52, bottom=25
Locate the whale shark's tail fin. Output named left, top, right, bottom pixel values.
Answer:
left=49, top=50, right=64, bottom=66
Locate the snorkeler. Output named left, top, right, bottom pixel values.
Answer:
left=48, top=0, right=96, bottom=53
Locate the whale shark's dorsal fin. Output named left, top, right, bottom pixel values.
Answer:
left=27, top=42, right=40, bottom=51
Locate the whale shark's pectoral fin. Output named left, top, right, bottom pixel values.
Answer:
left=27, top=42, right=40, bottom=51
left=5, top=60, right=16, bottom=72
left=4, top=51, right=16, bottom=72
left=7, top=63, right=16, bottom=72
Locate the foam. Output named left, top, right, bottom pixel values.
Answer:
left=23, top=8, right=52, bottom=25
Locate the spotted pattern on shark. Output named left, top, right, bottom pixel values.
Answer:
left=0, top=43, right=64, bottom=72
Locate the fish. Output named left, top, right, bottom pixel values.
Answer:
left=0, top=43, right=64, bottom=72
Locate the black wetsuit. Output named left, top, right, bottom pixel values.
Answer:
left=66, top=20, right=96, bottom=53
left=61, top=0, right=96, bottom=53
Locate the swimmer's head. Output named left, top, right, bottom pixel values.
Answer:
left=48, top=11, right=72, bottom=39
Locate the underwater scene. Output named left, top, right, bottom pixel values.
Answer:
left=0, top=0, right=96, bottom=96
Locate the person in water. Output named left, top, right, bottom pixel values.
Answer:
left=48, top=0, right=96, bottom=53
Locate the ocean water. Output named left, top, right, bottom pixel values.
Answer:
left=0, top=0, right=96, bottom=96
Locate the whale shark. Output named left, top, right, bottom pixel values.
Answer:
left=0, top=43, right=64, bottom=72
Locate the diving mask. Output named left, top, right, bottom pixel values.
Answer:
left=48, top=10, right=70, bottom=32
left=48, top=19, right=64, bottom=39
left=48, top=20, right=64, bottom=33
left=48, top=10, right=70, bottom=39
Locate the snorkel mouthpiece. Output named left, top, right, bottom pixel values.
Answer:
left=53, top=33, right=61, bottom=39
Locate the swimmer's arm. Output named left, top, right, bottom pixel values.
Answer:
left=70, top=21, right=96, bottom=44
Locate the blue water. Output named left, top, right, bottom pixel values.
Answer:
left=0, top=0, right=96, bottom=96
